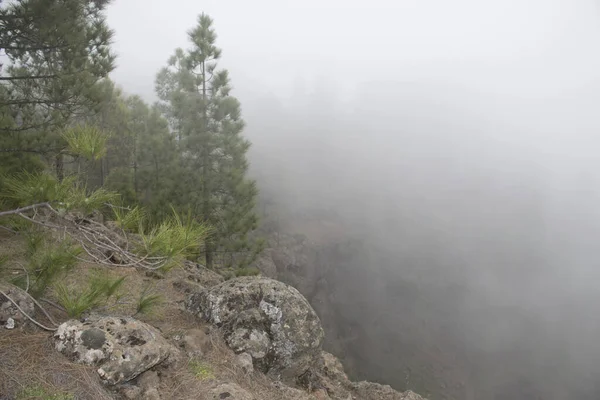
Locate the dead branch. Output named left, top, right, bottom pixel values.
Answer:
left=0, top=287, right=57, bottom=331
left=0, top=202, right=176, bottom=271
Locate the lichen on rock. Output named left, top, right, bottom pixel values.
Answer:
left=186, top=277, right=325, bottom=383
left=0, top=285, right=35, bottom=330
left=53, top=315, right=176, bottom=385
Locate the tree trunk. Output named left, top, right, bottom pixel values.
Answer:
left=100, top=157, right=105, bottom=186
left=55, top=153, right=64, bottom=181
left=201, top=59, right=213, bottom=269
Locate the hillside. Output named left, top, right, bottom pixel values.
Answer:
left=0, top=228, right=426, bottom=400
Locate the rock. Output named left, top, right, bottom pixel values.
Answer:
left=183, top=261, right=224, bottom=287
left=186, top=277, right=324, bottom=383
left=251, top=251, right=278, bottom=278
left=313, top=388, right=329, bottom=399
left=270, top=381, right=315, bottom=399
left=235, top=352, right=254, bottom=374
left=227, top=326, right=270, bottom=358
left=180, top=328, right=211, bottom=357
left=0, top=285, right=35, bottom=329
left=351, top=382, right=425, bottom=400
left=119, top=384, right=142, bottom=399
left=321, top=351, right=349, bottom=384
left=209, top=383, right=254, bottom=400
left=172, top=279, right=205, bottom=294
left=54, top=315, right=175, bottom=385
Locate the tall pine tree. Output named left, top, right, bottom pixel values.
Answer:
left=0, top=0, right=115, bottom=178
left=156, top=14, right=262, bottom=269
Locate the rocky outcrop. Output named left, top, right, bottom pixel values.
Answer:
left=314, top=351, right=426, bottom=400
left=210, top=383, right=255, bottom=400
left=183, top=260, right=225, bottom=287
left=0, top=285, right=35, bottom=330
left=186, top=277, right=325, bottom=383
left=54, top=315, right=176, bottom=385
left=351, top=382, right=424, bottom=400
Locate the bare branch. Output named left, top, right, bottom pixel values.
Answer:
left=0, top=287, right=57, bottom=331
left=0, top=202, right=51, bottom=217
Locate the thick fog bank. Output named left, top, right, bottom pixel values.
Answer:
left=105, top=0, right=600, bottom=397
left=243, top=76, right=600, bottom=399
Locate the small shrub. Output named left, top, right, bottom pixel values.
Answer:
left=138, top=208, right=210, bottom=271
left=188, top=360, right=215, bottom=381
left=2, top=171, right=76, bottom=207
left=111, top=204, right=146, bottom=232
left=27, top=236, right=82, bottom=298
left=235, top=267, right=260, bottom=277
left=62, top=124, right=110, bottom=161
left=17, top=385, right=74, bottom=400
left=221, top=269, right=235, bottom=281
left=134, top=283, right=163, bottom=316
left=55, top=274, right=126, bottom=318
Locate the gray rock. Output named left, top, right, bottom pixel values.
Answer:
left=54, top=315, right=175, bottom=385
left=172, top=279, right=205, bottom=294
left=251, top=251, right=278, bottom=278
left=0, top=285, right=35, bottom=329
left=186, top=277, right=324, bottom=383
left=209, top=383, right=254, bottom=400
left=183, top=261, right=224, bottom=287
left=351, top=382, right=425, bottom=400
left=235, top=352, right=254, bottom=374
left=227, top=327, right=270, bottom=359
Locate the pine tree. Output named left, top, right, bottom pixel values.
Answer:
left=0, top=0, right=116, bottom=178
left=156, top=14, right=263, bottom=269
left=91, top=90, right=182, bottom=222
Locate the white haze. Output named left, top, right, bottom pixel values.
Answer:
left=107, top=1, right=600, bottom=398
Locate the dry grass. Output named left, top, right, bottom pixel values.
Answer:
left=160, top=329, right=315, bottom=400
left=0, top=234, right=317, bottom=400
left=0, top=330, right=114, bottom=400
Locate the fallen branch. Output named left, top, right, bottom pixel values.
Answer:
left=0, top=288, right=57, bottom=331
left=0, top=203, right=176, bottom=271
left=40, top=297, right=67, bottom=313
left=0, top=225, right=17, bottom=234
left=0, top=202, right=51, bottom=217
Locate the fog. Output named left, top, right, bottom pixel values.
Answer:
left=107, top=1, right=600, bottom=398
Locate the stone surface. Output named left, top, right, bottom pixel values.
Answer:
left=250, top=251, right=278, bottom=278
left=54, top=315, right=175, bottom=385
left=209, top=383, right=254, bottom=400
left=351, top=382, right=425, bottom=400
left=183, top=261, right=224, bottom=287
left=235, top=352, right=254, bottom=374
left=172, top=278, right=205, bottom=295
left=186, top=277, right=324, bottom=382
left=321, top=351, right=348, bottom=385
left=0, top=285, right=35, bottom=329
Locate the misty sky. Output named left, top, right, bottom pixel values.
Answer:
left=107, top=0, right=600, bottom=101
left=103, top=2, right=600, bottom=397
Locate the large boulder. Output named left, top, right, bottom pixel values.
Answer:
left=186, top=277, right=324, bottom=382
left=54, top=315, right=176, bottom=385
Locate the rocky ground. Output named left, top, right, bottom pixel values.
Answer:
left=0, top=231, right=426, bottom=400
